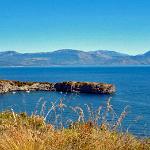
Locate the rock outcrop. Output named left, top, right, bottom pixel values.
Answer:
left=0, top=80, right=115, bottom=94
left=54, top=81, right=115, bottom=94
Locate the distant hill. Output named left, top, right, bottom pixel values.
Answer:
left=0, top=49, right=150, bottom=66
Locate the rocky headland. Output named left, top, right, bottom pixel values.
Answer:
left=0, top=80, right=115, bottom=94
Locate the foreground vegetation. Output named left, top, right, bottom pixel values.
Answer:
left=0, top=99, right=149, bottom=150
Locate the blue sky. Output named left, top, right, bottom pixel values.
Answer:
left=0, top=0, right=150, bottom=54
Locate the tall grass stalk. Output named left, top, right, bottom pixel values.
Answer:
left=0, top=97, right=149, bottom=150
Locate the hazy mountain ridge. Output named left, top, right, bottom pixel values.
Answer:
left=0, top=49, right=150, bottom=66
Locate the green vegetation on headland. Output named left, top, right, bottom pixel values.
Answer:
left=0, top=99, right=149, bottom=150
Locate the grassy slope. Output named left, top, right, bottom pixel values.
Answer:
left=0, top=111, right=149, bottom=150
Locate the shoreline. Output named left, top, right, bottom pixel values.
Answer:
left=0, top=80, right=115, bottom=95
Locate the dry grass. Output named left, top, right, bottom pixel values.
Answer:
left=0, top=99, right=149, bottom=150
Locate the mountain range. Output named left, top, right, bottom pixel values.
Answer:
left=0, top=49, right=150, bottom=66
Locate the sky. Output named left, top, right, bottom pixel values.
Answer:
left=0, top=0, right=150, bottom=55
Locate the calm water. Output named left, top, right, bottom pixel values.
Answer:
left=0, top=67, right=150, bottom=137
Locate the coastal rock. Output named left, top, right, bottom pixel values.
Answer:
left=54, top=81, right=115, bottom=94
left=0, top=80, right=17, bottom=93
left=0, top=80, right=115, bottom=94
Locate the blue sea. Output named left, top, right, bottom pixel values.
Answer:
left=0, top=67, right=150, bottom=137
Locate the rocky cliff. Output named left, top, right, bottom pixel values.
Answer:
left=0, top=80, right=115, bottom=94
